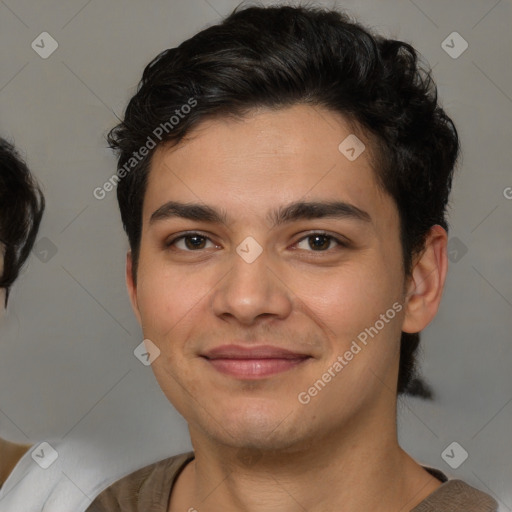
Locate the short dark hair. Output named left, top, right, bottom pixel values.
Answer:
left=108, top=4, right=460, bottom=396
left=0, top=138, right=45, bottom=306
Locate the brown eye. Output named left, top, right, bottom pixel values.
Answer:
left=295, top=232, right=346, bottom=252
left=165, top=233, right=216, bottom=251
left=308, top=234, right=331, bottom=250
left=183, top=235, right=207, bottom=250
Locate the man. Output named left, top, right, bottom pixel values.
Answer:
left=0, top=138, right=44, bottom=489
left=87, top=5, right=498, bottom=511
left=0, top=139, right=121, bottom=512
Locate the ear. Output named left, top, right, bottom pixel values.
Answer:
left=126, top=251, right=142, bottom=325
left=402, top=225, right=448, bottom=333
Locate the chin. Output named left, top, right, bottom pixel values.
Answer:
left=202, top=400, right=306, bottom=450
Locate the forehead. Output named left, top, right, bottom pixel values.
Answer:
left=143, top=105, right=394, bottom=229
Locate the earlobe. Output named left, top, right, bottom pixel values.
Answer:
left=401, top=225, right=448, bottom=334
left=126, top=252, right=142, bottom=325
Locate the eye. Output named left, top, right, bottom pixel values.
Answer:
left=164, top=231, right=349, bottom=253
left=294, top=232, right=347, bottom=252
left=165, top=232, right=218, bottom=251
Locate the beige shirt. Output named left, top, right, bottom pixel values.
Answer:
left=86, top=452, right=498, bottom=511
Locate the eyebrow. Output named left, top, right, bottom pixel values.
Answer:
left=149, top=200, right=372, bottom=227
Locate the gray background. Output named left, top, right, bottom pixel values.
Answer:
left=0, top=0, right=510, bottom=508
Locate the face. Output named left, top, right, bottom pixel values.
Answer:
left=127, top=105, right=423, bottom=452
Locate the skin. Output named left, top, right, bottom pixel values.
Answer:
left=0, top=439, right=31, bottom=488
left=126, top=104, right=448, bottom=511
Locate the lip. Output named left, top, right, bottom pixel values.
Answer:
left=203, top=344, right=309, bottom=359
left=201, top=344, right=311, bottom=379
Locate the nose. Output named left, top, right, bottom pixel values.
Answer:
left=211, top=245, right=293, bottom=326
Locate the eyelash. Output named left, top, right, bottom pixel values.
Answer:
left=164, top=231, right=349, bottom=253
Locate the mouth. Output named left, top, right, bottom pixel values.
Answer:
left=200, top=345, right=312, bottom=379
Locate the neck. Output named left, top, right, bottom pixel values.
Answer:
left=170, top=402, right=442, bottom=512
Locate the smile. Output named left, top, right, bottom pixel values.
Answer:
left=201, top=345, right=312, bottom=379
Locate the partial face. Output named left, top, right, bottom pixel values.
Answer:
left=129, top=105, right=409, bottom=451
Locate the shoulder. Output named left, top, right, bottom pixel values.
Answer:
left=0, top=439, right=90, bottom=511
left=0, top=438, right=138, bottom=512
left=413, top=475, right=498, bottom=512
left=85, top=451, right=194, bottom=512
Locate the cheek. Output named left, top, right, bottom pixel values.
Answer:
left=292, top=260, right=397, bottom=340
left=135, top=256, right=212, bottom=338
